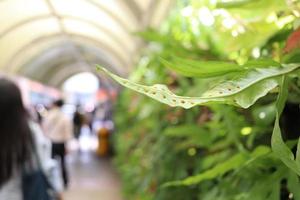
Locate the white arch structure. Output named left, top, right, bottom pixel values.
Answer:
left=0, top=0, right=172, bottom=87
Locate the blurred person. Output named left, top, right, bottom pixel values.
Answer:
left=44, top=99, right=72, bottom=188
left=30, top=120, right=64, bottom=195
left=88, top=109, right=96, bottom=134
left=73, top=106, right=83, bottom=139
left=83, top=111, right=94, bottom=135
left=34, top=104, right=44, bottom=124
left=28, top=104, right=43, bottom=125
left=0, top=78, right=62, bottom=200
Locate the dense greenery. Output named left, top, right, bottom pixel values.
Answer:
left=103, top=1, right=300, bottom=199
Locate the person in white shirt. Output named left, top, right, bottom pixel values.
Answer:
left=43, top=99, right=73, bottom=188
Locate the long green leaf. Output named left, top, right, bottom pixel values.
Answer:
left=271, top=76, right=300, bottom=175
left=162, top=146, right=270, bottom=187
left=243, top=59, right=281, bottom=68
left=161, top=57, right=243, bottom=78
left=161, top=57, right=281, bottom=78
left=96, top=63, right=300, bottom=109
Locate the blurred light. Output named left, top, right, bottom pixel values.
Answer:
left=181, top=6, right=193, bottom=17
left=198, top=7, right=215, bottom=26
left=68, top=139, right=79, bottom=151
left=252, top=47, right=261, bottom=58
left=231, top=30, right=239, bottom=37
left=222, top=18, right=236, bottom=29
left=292, top=10, right=300, bottom=18
left=79, top=126, right=98, bottom=151
left=241, top=127, right=252, bottom=135
left=63, top=72, right=99, bottom=94
left=237, top=26, right=246, bottom=34
left=266, top=13, right=277, bottom=23
left=188, top=148, right=197, bottom=156
left=259, top=112, right=266, bottom=119
left=191, top=18, right=200, bottom=35
left=212, top=9, right=230, bottom=18
left=85, top=103, right=95, bottom=113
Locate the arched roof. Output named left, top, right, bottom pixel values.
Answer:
left=0, top=0, right=172, bottom=86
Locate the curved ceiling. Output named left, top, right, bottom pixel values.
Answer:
left=0, top=0, right=172, bottom=86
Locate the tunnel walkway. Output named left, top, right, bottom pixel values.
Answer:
left=63, top=128, right=123, bottom=200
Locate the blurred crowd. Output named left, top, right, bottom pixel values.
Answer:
left=0, top=77, right=110, bottom=200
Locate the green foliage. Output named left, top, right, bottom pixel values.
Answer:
left=163, top=146, right=271, bottom=187
left=108, top=0, right=300, bottom=199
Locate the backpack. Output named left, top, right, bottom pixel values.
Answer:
left=22, top=169, right=57, bottom=200
left=22, top=136, right=59, bottom=200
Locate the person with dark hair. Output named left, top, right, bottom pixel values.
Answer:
left=44, top=99, right=72, bottom=188
left=73, top=106, right=83, bottom=139
left=0, top=78, right=62, bottom=200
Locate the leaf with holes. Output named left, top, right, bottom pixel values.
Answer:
left=96, top=63, right=300, bottom=109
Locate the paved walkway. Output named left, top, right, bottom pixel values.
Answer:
left=63, top=128, right=123, bottom=200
